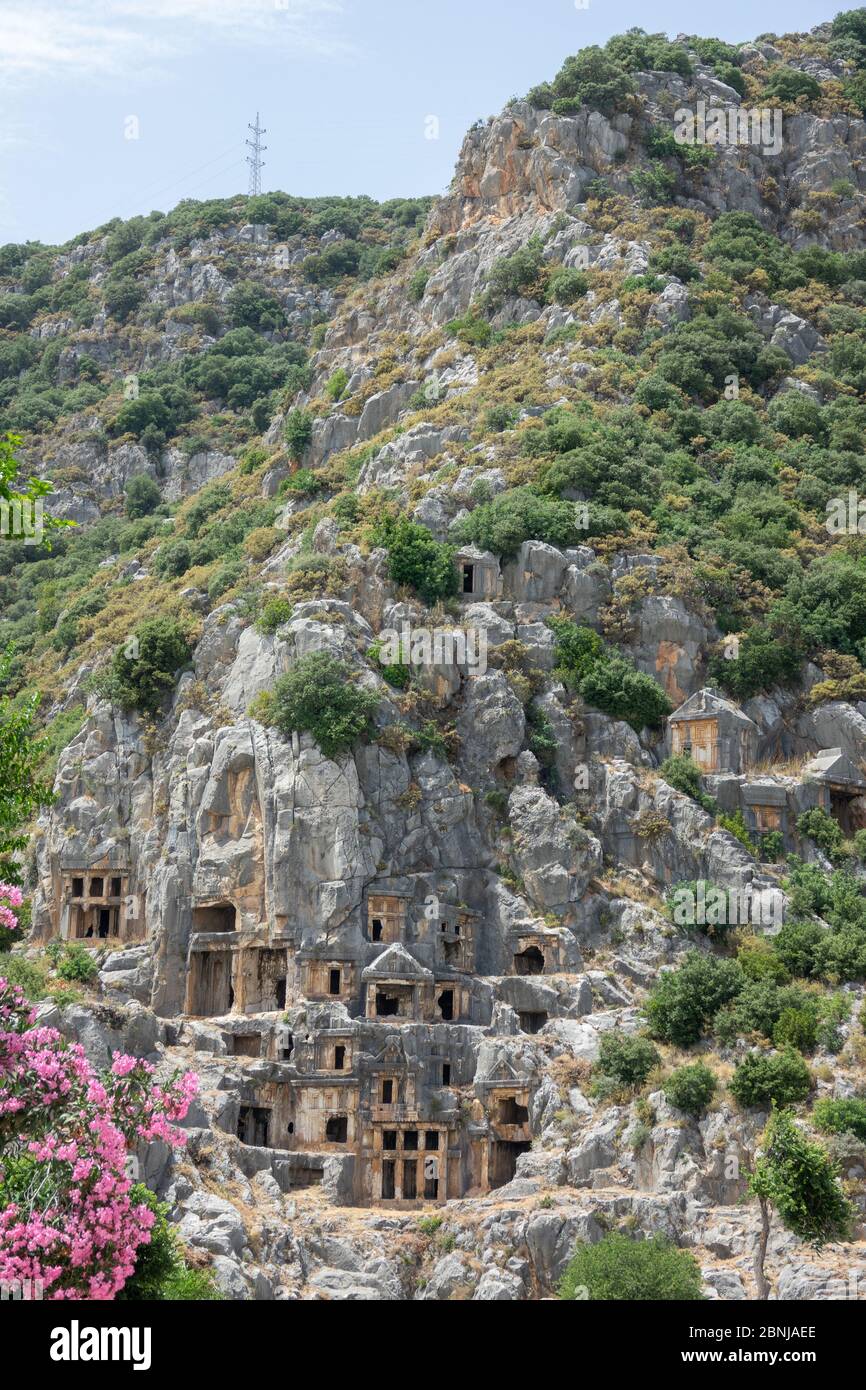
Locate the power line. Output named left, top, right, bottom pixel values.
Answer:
left=245, top=114, right=267, bottom=198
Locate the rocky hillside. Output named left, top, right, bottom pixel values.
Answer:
left=5, top=19, right=866, bottom=1301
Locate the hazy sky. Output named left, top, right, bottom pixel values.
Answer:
left=0, top=0, right=843, bottom=246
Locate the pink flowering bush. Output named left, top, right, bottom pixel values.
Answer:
left=0, top=977, right=198, bottom=1299
left=0, top=884, right=23, bottom=953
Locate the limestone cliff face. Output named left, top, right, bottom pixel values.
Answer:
left=17, top=23, right=866, bottom=1299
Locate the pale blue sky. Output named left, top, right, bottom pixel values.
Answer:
left=0, top=0, right=844, bottom=246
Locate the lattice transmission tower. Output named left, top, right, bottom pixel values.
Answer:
left=246, top=114, right=267, bottom=197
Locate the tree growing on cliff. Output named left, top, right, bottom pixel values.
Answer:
left=264, top=652, right=380, bottom=759
left=98, top=617, right=193, bottom=716
left=749, top=1108, right=854, bottom=1299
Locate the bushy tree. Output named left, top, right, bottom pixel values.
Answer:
left=730, top=1048, right=812, bottom=1109
left=558, top=1232, right=704, bottom=1300
left=663, top=1062, right=717, bottom=1116
left=452, top=486, right=581, bottom=559
left=266, top=653, right=380, bottom=759
left=644, top=952, right=744, bottom=1046
left=227, top=280, right=286, bottom=331
left=284, top=408, right=314, bottom=463
left=813, top=1097, right=866, bottom=1144
left=529, top=47, right=635, bottom=117
left=99, top=617, right=192, bottom=715
left=762, top=68, right=822, bottom=103
left=125, top=474, right=161, bottom=519
left=591, top=1031, right=659, bottom=1097
left=373, top=516, right=458, bottom=606
left=750, top=1108, right=853, bottom=1299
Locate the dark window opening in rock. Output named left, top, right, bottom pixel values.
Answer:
left=404, top=1129, right=418, bottom=1152
left=90, top=877, right=104, bottom=898
left=437, top=989, right=454, bottom=1021
left=371, top=919, right=383, bottom=942
left=280, top=1031, right=294, bottom=1061
left=329, top=969, right=341, bottom=996
left=326, top=1115, right=348, bottom=1144
left=72, top=877, right=84, bottom=897
left=275, top=978, right=287, bottom=1010
left=98, top=908, right=111, bottom=939
left=425, top=1131, right=440, bottom=1151
left=383, top=1130, right=398, bottom=1151
left=110, top=877, right=122, bottom=898
left=519, top=1011, right=548, bottom=1035
left=498, top=1097, right=529, bottom=1126
left=442, top=1063, right=451, bottom=1086
left=403, top=1160, right=418, bottom=1200
left=514, top=946, right=544, bottom=976
left=228, top=982, right=235, bottom=1011
left=193, top=903, right=236, bottom=934
left=462, top=564, right=475, bottom=595
left=334, top=1045, right=346, bottom=1070
left=287, top=1122, right=295, bottom=1135
left=376, top=992, right=399, bottom=1018
left=382, top=1161, right=396, bottom=1200
left=237, top=1106, right=270, bottom=1148
left=382, top=1079, right=394, bottom=1104
left=489, top=1140, right=531, bottom=1189
left=424, top=1173, right=439, bottom=1201
left=233, top=1034, right=261, bottom=1058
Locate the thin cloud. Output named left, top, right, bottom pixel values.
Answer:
left=0, top=1, right=352, bottom=81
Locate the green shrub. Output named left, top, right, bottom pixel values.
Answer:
left=373, top=516, right=458, bottom=606
left=207, top=559, right=245, bottom=601
left=484, top=236, right=546, bottom=309
left=445, top=311, right=493, bottom=348
left=762, top=68, right=822, bottom=104
left=730, top=1048, right=812, bottom=1109
left=125, top=474, right=161, bottom=519
left=268, top=652, right=380, bottom=758
left=484, top=404, right=519, bottom=433
left=227, top=280, right=286, bottom=331
left=284, top=408, right=314, bottom=463
left=797, top=808, right=844, bottom=861
left=663, top=1062, right=717, bottom=1116
left=644, top=952, right=744, bottom=1046
left=578, top=655, right=671, bottom=731
left=529, top=47, right=635, bottom=118
left=257, top=597, right=294, bottom=635
left=558, top=1232, right=704, bottom=1301
left=55, top=945, right=98, bottom=984
left=325, top=369, right=349, bottom=402
left=119, top=1185, right=223, bottom=1301
left=548, top=619, right=671, bottom=731
left=813, top=1097, right=866, bottom=1144
left=632, top=163, right=677, bottom=208
left=761, top=830, right=785, bottom=862
left=659, top=754, right=716, bottom=813
left=591, top=1031, right=660, bottom=1097
left=408, top=269, right=430, bottom=303
left=713, top=980, right=817, bottom=1046
left=98, top=617, right=192, bottom=715
left=152, top=538, right=192, bottom=580
left=737, top=937, right=790, bottom=984
left=772, top=1007, right=818, bottom=1052
left=546, top=268, right=589, bottom=305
